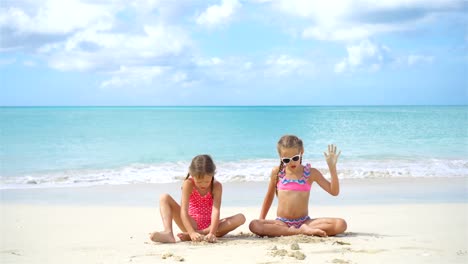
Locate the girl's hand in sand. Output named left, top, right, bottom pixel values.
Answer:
left=205, top=233, right=217, bottom=243
left=324, top=144, right=341, bottom=167
left=189, top=232, right=204, bottom=242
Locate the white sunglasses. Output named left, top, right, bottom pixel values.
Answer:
left=281, top=154, right=301, bottom=164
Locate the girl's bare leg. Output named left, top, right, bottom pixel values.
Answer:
left=215, top=213, right=246, bottom=237
left=176, top=233, right=191, bottom=241
left=305, top=217, right=347, bottom=236
left=249, top=219, right=327, bottom=237
left=177, top=213, right=246, bottom=240
left=150, top=194, right=186, bottom=243
left=176, top=216, right=198, bottom=241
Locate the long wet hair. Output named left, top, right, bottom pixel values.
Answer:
left=275, top=135, right=304, bottom=195
left=185, top=154, right=216, bottom=193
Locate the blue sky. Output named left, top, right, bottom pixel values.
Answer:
left=0, top=0, right=467, bottom=106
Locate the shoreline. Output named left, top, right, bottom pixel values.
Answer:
left=1, top=177, right=467, bottom=207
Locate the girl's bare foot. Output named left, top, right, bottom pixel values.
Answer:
left=150, top=231, right=176, bottom=243
left=177, top=232, right=192, bottom=241
left=299, top=225, right=327, bottom=237
left=177, top=232, right=205, bottom=242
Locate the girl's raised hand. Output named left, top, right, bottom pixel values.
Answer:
left=324, top=144, right=341, bottom=166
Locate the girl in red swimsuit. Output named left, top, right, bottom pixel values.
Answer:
left=150, top=154, right=245, bottom=243
left=249, top=135, right=347, bottom=237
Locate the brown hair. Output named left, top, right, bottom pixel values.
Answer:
left=275, top=135, right=304, bottom=195
left=185, top=154, right=216, bottom=192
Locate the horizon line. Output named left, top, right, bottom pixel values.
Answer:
left=1, top=104, right=467, bottom=108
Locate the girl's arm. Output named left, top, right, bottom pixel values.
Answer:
left=180, top=180, right=202, bottom=241
left=312, top=144, right=341, bottom=196
left=311, top=168, right=339, bottom=196
left=259, top=168, right=278, bottom=219
left=206, top=181, right=222, bottom=242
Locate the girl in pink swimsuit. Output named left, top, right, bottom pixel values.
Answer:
left=150, top=155, right=245, bottom=243
left=249, top=135, right=347, bottom=237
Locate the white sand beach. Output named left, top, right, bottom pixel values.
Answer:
left=1, top=200, right=467, bottom=264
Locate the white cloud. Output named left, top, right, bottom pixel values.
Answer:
left=270, top=0, right=465, bottom=21
left=196, top=0, right=241, bottom=28
left=0, top=0, right=197, bottom=89
left=335, top=39, right=391, bottom=73
left=335, top=41, right=435, bottom=73
left=0, top=0, right=114, bottom=34
left=266, top=0, right=466, bottom=41
left=39, top=24, right=191, bottom=72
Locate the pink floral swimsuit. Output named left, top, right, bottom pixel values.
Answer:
left=188, top=178, right=213, bottom=230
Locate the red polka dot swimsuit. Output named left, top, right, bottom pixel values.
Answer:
left=188, top=178, right=213, bottom=230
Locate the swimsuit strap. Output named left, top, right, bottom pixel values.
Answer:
left=303, top=163, right=311, bottom=179
left=278, top=167, right=286, bottom=179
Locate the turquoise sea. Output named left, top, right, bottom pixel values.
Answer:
left=1, top=106, right=467, bottom=189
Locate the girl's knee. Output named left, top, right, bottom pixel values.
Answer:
left=159, top=193, right=172, bottom=203
left=249, top=220, right=262, bottom=234
left=336, top=218, right=347, bottom=233
left=236, top=214, right=246, bottom=225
